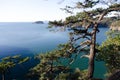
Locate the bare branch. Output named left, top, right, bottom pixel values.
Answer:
left=81, top=54, right=90, bottom=58
left=98, top=7, right=120, bottom=22
left=74, top=35, right=91, bottom=42
left=80, top=40, right=91, bottom=46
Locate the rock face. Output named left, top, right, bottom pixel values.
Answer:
left=34, top=21, right=44, bottom=24
left=110, top=26, right=120, bottom=31
left=110, top=20, right=120, bottom=31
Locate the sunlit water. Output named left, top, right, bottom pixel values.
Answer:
left=0, top=22, right=108, bottom=79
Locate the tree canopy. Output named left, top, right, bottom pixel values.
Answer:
left=32, top=0, right=120, bottom=80
left=97, top=31, right=120, bottom=73
left=0, top=55, right=29, bottom=80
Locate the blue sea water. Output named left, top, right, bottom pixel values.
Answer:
left=0, top=22, right=109, bottom=79
left=0, top=22, right=68, bottom=56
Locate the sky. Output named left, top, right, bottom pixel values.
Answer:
left=0, top=0, right=119, bottom=22
left=0, top=0, right=76, bottom=22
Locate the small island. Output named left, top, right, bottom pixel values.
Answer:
left=34, top=21, right=44, bottom=24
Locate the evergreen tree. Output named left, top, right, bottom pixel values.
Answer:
left=30, top=44, right=89, bottom=80
left=97, top=31, right=120, bottom=77
left=0, top=55, right=29, bottom=80
left=31, top=0, right=120, bottom=80
left=49, top=0, right=120, bottom=79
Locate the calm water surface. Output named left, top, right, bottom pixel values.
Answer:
left=0, top=22, right=108, bottom=79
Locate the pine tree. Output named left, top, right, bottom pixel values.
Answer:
left=0, top=55, right=29, bottom=80
left=49, top=0, right=120, bottom=79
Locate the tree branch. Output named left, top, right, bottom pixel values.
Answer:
left=81, top=54, right=90, bottom=58
left=98, top=7, right=120, bottom=22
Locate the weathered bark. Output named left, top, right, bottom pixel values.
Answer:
left=87, top=23, right=97, bottom=79
left=87, top=7, right=120, bottom=79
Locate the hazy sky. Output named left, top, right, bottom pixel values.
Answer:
left=0, top=0, right=119, bottom=22
left=0, top=0, right=76, bottom=22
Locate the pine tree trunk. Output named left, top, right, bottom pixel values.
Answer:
left=88, top=44, right=95, bottom=79
left=2, top=73, right=5, bottom=80
left=87, top=24, right=97, bottom=79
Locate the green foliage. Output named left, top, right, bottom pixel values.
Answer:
left=29, top=42, right=89, bottom=80
left=76, top=0, right=99, bottom=8
left=0, top=62, right=15, bottom=73
left=0, top=55, right=29, bottom=80
left=65, top=16, right=78, bottom=23
left=76, top=12, right=90, bottom=20
left=55, top=68, right=88, bottom=80
left=109, top=3, right=120, bottom=8
left=39, top=0, right=120, bottom=79
left=49, top=20, right=64, bottom=26
left=30, top=49, right=71, bottom=80
left=106, top=30, right=120, bottom=38
left=18, top=57, right=29, bottom=64
left=97, top=31, right=120, bottom=74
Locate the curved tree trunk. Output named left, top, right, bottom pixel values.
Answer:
left=87, top=24, right=97, bottom=79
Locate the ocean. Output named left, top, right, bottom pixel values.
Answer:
left=0, top=22, right=108, bottom=79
